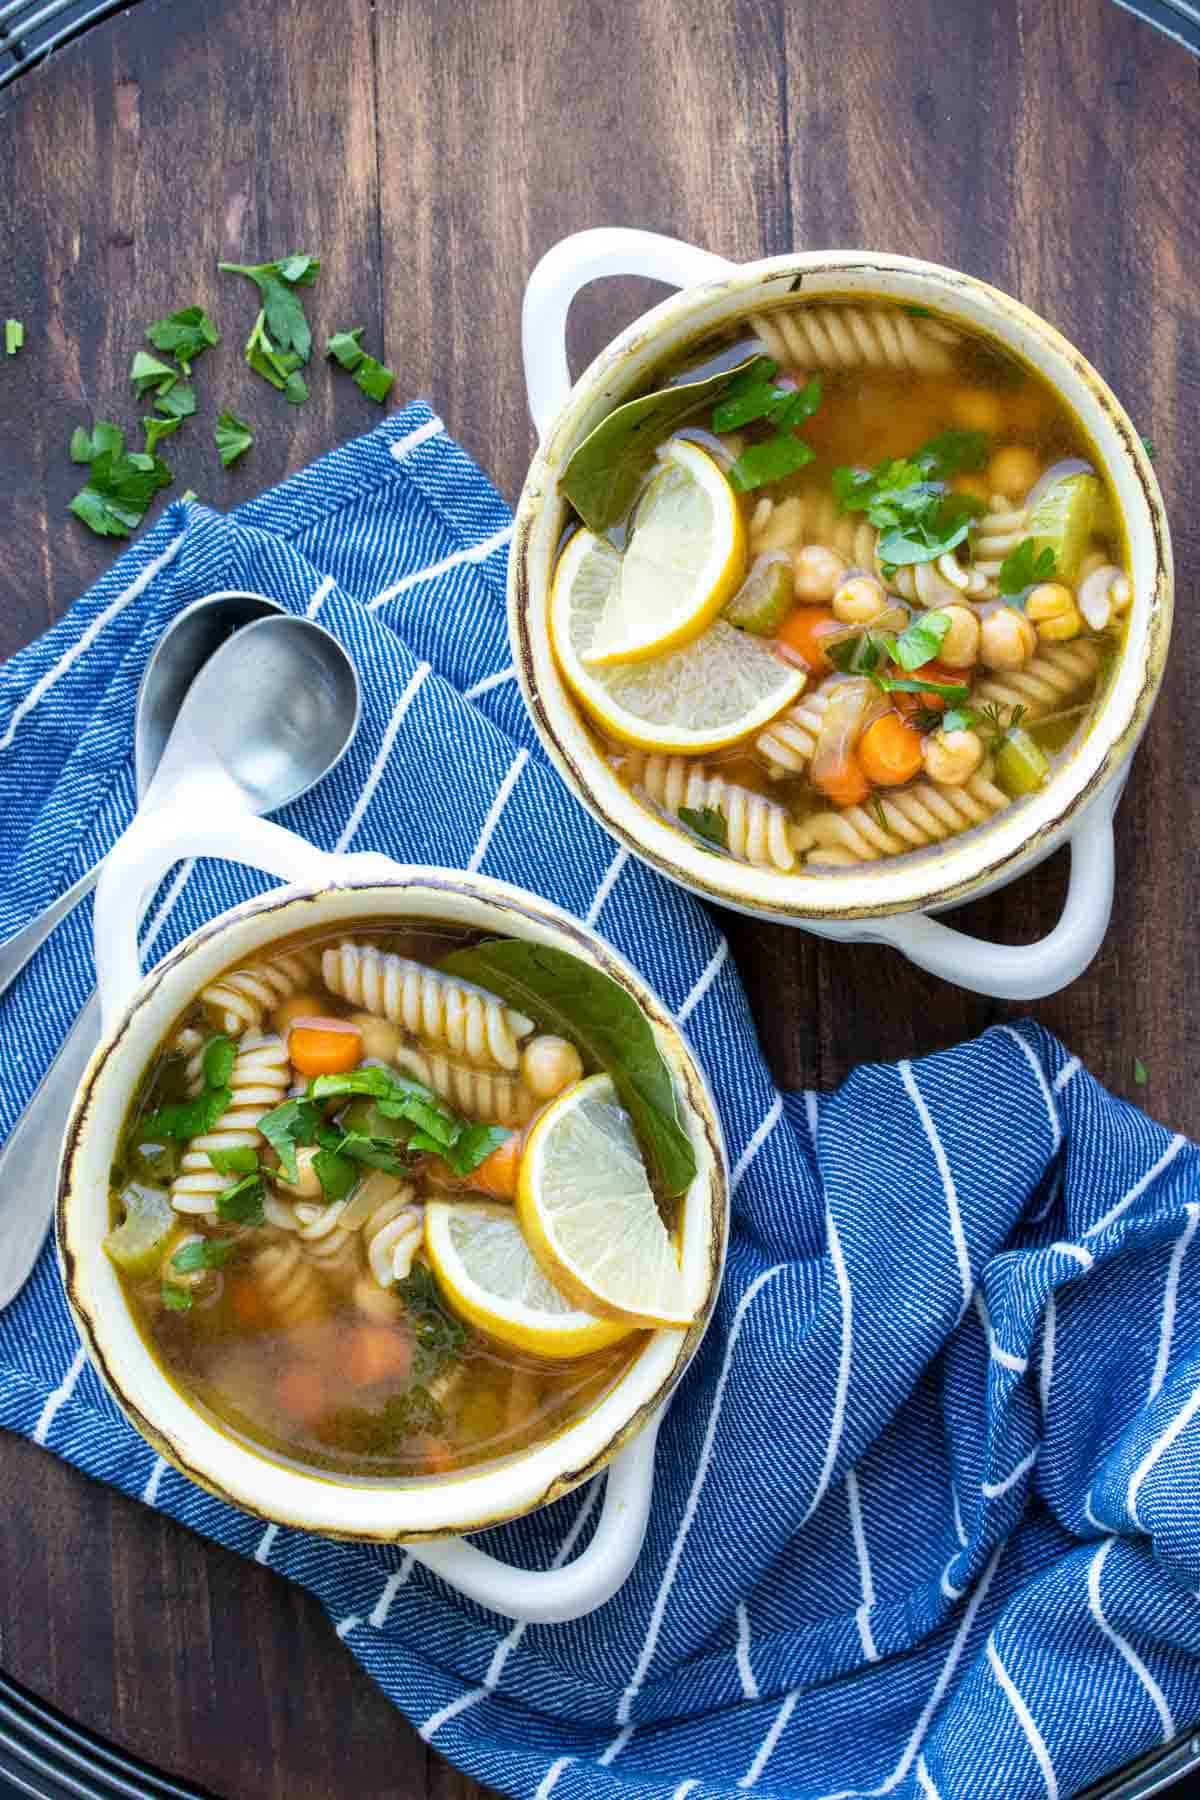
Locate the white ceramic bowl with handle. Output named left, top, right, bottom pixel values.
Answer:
left=508, top=229, right=1173, bottom=1000
left=56, top=799, right=727, bottom=1624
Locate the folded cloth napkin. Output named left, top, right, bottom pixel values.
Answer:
left=2, top=405, right=1199, bottom=1800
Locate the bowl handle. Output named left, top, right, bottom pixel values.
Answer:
left=409, top=1418, right=659, bottom=1624
left=522, top=228, right=738, bottom=439
left=867, top=802, right=1116, bottom=1000
left=93, top=770, right=342, bottom=1031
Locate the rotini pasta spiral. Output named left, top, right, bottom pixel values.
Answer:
left=974, top=641, right=1101, bottom=720
left=250, top=1240, right=326, bottom=1327
left=804, top=762, right=1010, bottom=865
left=263, top=1192, right=360, bottom=1285
left=199, top=951, right=320, bottom=1036
left=321, top=942, right=533, bottom=1071
left=882, top=550, right=990, bottom=606
left=394, top=1045, right=536, bottom=1127
left=750, top=305, right=959, bottom=376
left=626, top=752, right=805, bottom=872
left=970, top=500, right=1028, bottom=587
left=338, top=1173, right=422, bottom=1292
left=748, top=488, right=877, bottom=566
left=754, top=684, right=836, bottom=779
left=170, top=1031, right=291, bottom=1216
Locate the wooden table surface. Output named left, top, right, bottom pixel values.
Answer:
left=0, top=1, right=1197, bottom=1796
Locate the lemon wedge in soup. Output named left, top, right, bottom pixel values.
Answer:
left=582, top=439, right=746, bottom=667
left=518, top=1075, right=694, bottom=1329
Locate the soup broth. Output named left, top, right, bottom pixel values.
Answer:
left=108, top=922, right=661, bottom=1482
left=550, top=297, right=1131, bottom=875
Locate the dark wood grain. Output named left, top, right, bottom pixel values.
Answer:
left=0, top=0, right=1197, bottom=1796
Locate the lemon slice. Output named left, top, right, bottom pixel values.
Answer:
left=518, top=1075, right=694, bottom=1329
left=423, top=1200, right=633, bottom=1360
left=551, top=539, right=805, bottom=755
left=583, top=440, right=746, bottom=666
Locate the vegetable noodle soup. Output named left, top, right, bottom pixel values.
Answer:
left=549, top=297, right=1131, bottom=873
left=106, top=922, right=701, bottom=1481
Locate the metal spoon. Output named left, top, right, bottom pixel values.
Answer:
left=0, top=610, right=360, bottom=1309
left=0, top=591, right=285, bottom=1001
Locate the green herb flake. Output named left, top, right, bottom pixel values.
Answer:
left=444, top=1124, right=512, bottom=1179
left=138, top=1086, right=232, bottom=1142
left=154, top=381, right=197, bottom=420
left=161, top=1283, right=193, bottom=1311
left=202, top=1033, right=237, bottom=1089
left=215, top=1172, right=266, bottom=1227
left=146, top=305, right=219, bottom=374
left=1140, top=436, right=1156, bottom=463
left=832, top=431, right=989, bottom=572
left=728, top=434, right=816, bottom=493
left=207, top=1145, right=259, bottom=1178
left=5, top=319, right=23, bottom=356
left=325, top=327, right=394, bottom=404
left=256, top=1097, right=322, bottom=1183
left=215, top=410, right=254, bottom=467
left=242, top=308, right=309, bottom=403
left=999, top=537, right=1056, bottom=600
left=171, top=1237, right=239, bottom=1274
left=940, top=707, right=977, bottom=734
left=218, top=254, right=319, bottom=363
left=869, top=795, right=890, bottom=832
left=130, top=349, right=178, bottom=399
left=143, top=415, right=181, bottom=455
left=893, top=610, right=951, bottom=672
left=902, top=304, right=934, bottom=318
left=678, top=804, right=728, bottom=852
left=874, top=673, right=970, bottom=702
left=398, top=1262, right=468, bottom=1378
left=312, top=1145, right=359, bottom=1202
left=440, top=940, right=696, bottom=1199
left=1133, top=1057, right=1149, bottom=1087
left=69, top=428, right=174, bottom=539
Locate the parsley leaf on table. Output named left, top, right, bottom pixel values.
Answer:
left=68, top=421, right=173, bottom=538
left=215, top=409, right=254, bottom=467
left=219, top=253, right=319, bottom=363
left=143, top=414, right=181, bottom=456
left=129, top=349, right=179, bottom=400
left=153, top=381, right=197, bottom=420
left=146, top=304, right=219, bottom=375
left=326, top=327, right=395, bottom=405
left=243, top=309, right=309, bottom=404
left=5, top=319, right=23, bottom=355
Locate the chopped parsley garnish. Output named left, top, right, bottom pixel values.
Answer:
left=68, top=422, right=173, bottom=538
left=214, top=1171, right=266, bottom=1226
left=709, top=359, right=822, bottom=492
left=152, top=381, right=197, bottom=420
left=170, top=1237, right=239, bottom=1274
left=869, top=795, right=890, bottom=832
left=215, top=409, right=254, bottom=467
left=1133, top=1057, right=1149, bottom=1086
left=902, top=304, right=933, bottom=319
left=206, top=1144, right=258, bottom=1177
left=145, top=305, right=219, bottom=375
left=5, top=319, right=23, bottom=356
left=678, top=804, right=728, bottom=851
left=202, top=1033, right=237, bottom=1088
left=143, top=415, right=181, bottom=456
left=218, top=254, right=319, bottom=362
left=892, top=609, right=951, bottom=672
left=130, top=350, right=179, bottom=399
left=326, top=328, right=395, bottom=405
left=255, top=1097, right=321, bottom=1183
left=940, top=706, right=977, bottom=734
left=833, top=430, right=988, bottom=571
left=243, top=309, right=309, bottom=404
left=399, top=1262, right=469, bottom=1377
left=825, top=626, right=969, bottom=702
left=998, top=537, right=1056, bottom=601
left=1140, top=436, right=1156, bottom=463
left=161, top=1284, right=193, bottom=1311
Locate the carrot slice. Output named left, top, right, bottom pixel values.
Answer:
left=288, top=1017, right=363, bottom=1076
left=859, top=713, right=923, bottom=786
left=275, top=1363, right=328, bottom=1423
left=346, top=1326, right=412, bottom=1386
left=776, top=605, right=840, bottom=673
left=229, top=1277, right=270, bottom=1330
left=430, top=1130, right=521, bottom=1201
left=812, top=748, right=871, bottom=808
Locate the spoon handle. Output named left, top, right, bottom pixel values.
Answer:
left=0, top=865, right=102, bottom=1002
left=0, top=992, right=100, bottom=1310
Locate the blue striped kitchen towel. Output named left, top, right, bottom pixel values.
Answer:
left=2, top=402, right=1199, bottom=1800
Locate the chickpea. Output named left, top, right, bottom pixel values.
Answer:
left=938, top=604, right=981, bottom=668
left=1025, top=581, right=1082, bottom=643
left=276, top=1145, right=324, bottom=1201
left=793, top=543, right=848, bottom=603
left=273, top=991, right=326, bottom=1033
left=832, top=573, right=887, bottom=625
left=521, top=1034, right=584, bottom=1101
left=980, top=607, right=1037, bottom=670
left=985, top=444, right=1041, bottom=503
left=950, top=387, right=1004, bottom=434
left=923, top=728, right=985, bottom=787
left=348, top=1009, right=402, bottom=1063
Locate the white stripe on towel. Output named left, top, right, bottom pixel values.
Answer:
left=306, top=575, right=336, bottom=618
left=1127, top=1376, right=1200, bottom=1527
left=254, top=1523, right=279, bottom=1566
left=464, top=665, right=517, bottom=702
left=141, top=1457, right=167, bottom=1505
left=534, top=1758, right=574, bottom=1800
left=982, top=1446, right=1039, bottom=1501
left=731, top=1095, right=783, bottom=1193
left=739, top=1689, right=798, bottom=1789
left=585, top=846, right=628, bottom=928
left=33, top=1346, right=87, bottom=1445
left=900, top=1061, right=972, bottom=1312
left=0, top=531, right=185, bottom=753
left=367, top=523, right=514, bottom=609
left=986, top=1636, right=1058, bottom=1799
left=1084, top=1136, right=1187, bottom=1240
left=467, top=748, right=528, bottom=872
left=334, top=662, right=432, bottom=852
left=800, top=1208, right=854, bottom=1528
left=678, top=939, right=728, bottom=1025
left=369, top=1555, right=416, bottom=1629
left=1053, top=1055, right=1081, bottom=1093
left=975, top=1291, right=1028, bottom=1374
left=1148, top=1204, right=1200, bottom=1404
left=1001, top=1026, right=1061, bottom=1153
left=419, top=1484, right=602, bottom=1742
left=390, top=415, right=445, bottom=461
left=846, top=1469, right=879, bottom=1662
left=1087, top=1539, right=1175, bottom=1742
left=735, top=1601, right=760, bottom=1700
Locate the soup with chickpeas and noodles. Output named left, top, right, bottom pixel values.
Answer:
left=106, top=922, right=700, bottom=1480
left=549, top=296, right=1130, bottom=873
